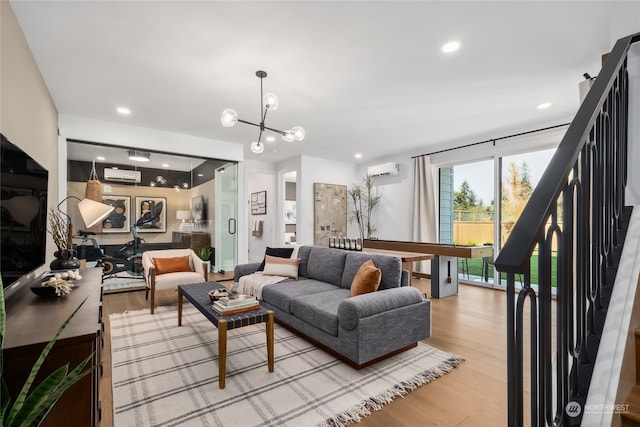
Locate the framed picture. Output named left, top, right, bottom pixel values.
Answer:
left=134, top=196, right=166, bottom=233
left=101, top=195, right=131, bottom=233
left=251, top=191, right=267, bottom=215
left=192, top=195, right=206, bottom=223
left=313, top=183, right=347, bottom=244
left=284, top=200, right=296, bottom=224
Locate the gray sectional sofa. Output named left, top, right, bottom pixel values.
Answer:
left=233, top=245, right=431, bottom=368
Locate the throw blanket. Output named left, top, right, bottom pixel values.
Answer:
left=237, top=272, right=287, bottom=300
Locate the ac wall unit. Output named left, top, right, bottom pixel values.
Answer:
left=367, top=162, right=399, bottom=178
left=104, top=168, right=141, bottom=183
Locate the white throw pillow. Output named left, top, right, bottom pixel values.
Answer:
left=262, top=255, right=301, bottom=279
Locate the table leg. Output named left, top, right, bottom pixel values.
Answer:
left=402, top=261, right=414, bottom=285
left=177, top=290, right=183, bottom=326
left=266, top=311, right=274, bottom=372
left=218, top=319, right=227, bottom=389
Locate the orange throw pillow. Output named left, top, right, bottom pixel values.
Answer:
left=351, top=259, right=382, bottom=296
left=153, top=256, right=192, bottom=275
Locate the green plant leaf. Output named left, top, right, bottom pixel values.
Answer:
left=4, top=297, right=87, bottom=426
left=9, top=365, right=68, bottom=427
left=19, top=354, right=95, bottom=427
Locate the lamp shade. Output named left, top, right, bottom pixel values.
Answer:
left=221, top=108, right=238, bottom=127
left=77, top=198, right=115, bottom=228
left=176, top=210, right=191, bottom=221
left=250, top=141, right=264, bottom=154
left=263, top=93, right=279, bottom=110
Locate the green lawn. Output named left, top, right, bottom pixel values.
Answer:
left=461, top=254, right=558, bottom=287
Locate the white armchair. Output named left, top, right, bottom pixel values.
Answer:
left=142, top=249, right=208, bottom=314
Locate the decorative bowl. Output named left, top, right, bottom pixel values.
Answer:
left=208, top=289, right=228, bottom=303
left=30, top=283, right=58, bottom=297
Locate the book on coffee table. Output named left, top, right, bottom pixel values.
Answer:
left=212, top=301, right=259, bottom=316
left=217, top=294, right=257, bottom=307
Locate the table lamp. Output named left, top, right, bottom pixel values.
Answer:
left=176, top=210, right=192, bottom=232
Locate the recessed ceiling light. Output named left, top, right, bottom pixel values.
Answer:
left=354, top=153, right=363, bottom=159
left=197, top=173, right=204, bottom=177
left=537, top=102, right=552, bottom=110
left=95, top=156, right=105, bottom=161
left=117, top=107, right=131, bottom=115
left=442, top=41, right=461, bottom=53
left=265, top=136, right=275, bottom=143
left=162, top=163, right=170, bottom=168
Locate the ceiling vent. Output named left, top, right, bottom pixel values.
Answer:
left=104, top=168, right=141, bottom=183
left=367, top=162, right=399, bottom=178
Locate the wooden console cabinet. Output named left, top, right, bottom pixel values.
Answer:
left=172, top=231, right=211, bottom=251
left=3, top=267, right=103, bottom=426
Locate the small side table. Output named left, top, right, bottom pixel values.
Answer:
left=177, top=281, right=274, bottom=389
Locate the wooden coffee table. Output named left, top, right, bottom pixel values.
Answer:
left=177, top=281, right=274, bottom=389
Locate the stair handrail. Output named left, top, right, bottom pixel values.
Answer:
left=495, top=31, right=640, bottom=427
left=496, top=32, right=638, bottom=274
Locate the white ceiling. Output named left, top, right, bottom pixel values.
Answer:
left=10, top=1, right=624, bottom=166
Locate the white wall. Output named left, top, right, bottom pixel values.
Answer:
left=1, top=2, right=59, bottom=270
left=247, top=171, right=276, bottom=262
left=356, top=155, right=415, bottom=241
left=625, top=42, right=640, bottom=205
left=297, top=156, right=358, bottom=246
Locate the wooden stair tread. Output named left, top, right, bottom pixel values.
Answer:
left=623, top=384, right=640, bottom=423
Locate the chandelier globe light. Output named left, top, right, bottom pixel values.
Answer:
left=221, top=70, right=304, bottom=154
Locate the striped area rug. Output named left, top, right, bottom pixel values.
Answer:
left=110, top=305, right=463, bottom=427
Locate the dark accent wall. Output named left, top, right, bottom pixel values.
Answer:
left=68, top=160, right=193, bottom=188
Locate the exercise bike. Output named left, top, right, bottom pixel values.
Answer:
left=75, top=227, right=145, bottom=279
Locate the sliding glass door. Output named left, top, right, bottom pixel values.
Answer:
left=440, top=159, right=494, bottom=284
left=440, top=148, right=555, bottom=287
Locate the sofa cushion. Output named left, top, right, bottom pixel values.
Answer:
left=261, top=279, right=338, bottom=314
left=341, top=252, right=402, bottom=290
left=297, top=246, right=312, bottom=278
left=350, top=259, right=381, bottom=296
left=290, top=289, right=351, bottom=336
left=262, top=255, right=300, bottom=279
left=257, top=247, right=294, bottom=271
left=153, top=256, right=191, bottom=275
left=306, top=247, right=347, bottom=287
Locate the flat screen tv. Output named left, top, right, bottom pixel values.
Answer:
left=0, top=134, right=49, bottom=296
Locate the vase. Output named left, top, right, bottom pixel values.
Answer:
left=50, top=249, right=81, bottom=271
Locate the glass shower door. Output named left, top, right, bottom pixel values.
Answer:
left=215, top=162, right=238, bottom=274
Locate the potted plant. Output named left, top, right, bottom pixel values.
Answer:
left=348, top=175, right=381, bottom=241
left=195, top=247, right=212, bottom=273
left=0, top=280, right=96, bottom=426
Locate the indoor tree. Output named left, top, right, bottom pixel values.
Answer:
left=348, top=175, right=381, bottom=240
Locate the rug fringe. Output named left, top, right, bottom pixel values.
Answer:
left=317, top=354, right=465, bottom=427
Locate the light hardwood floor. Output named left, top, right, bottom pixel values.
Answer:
left=99, top=279, right=508, bottom=427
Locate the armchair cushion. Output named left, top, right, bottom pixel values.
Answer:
left=154, top=256, right=191, bottom=275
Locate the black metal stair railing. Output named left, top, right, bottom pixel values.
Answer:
left=495, top=32, right=640, bottom=426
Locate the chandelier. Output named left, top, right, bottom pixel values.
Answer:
left=221, top=70, right=305, bottom=154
